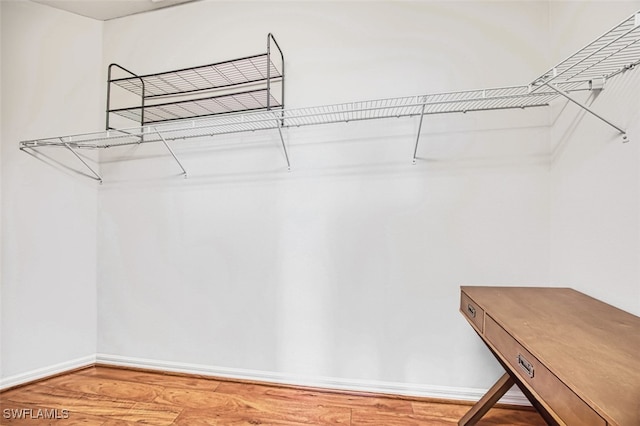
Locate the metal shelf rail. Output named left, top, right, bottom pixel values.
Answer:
left=19, top=10, right=640, bottom=183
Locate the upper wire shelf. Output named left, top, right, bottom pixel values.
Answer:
left=110, top=54, right=282, bottom=98
left=531, top=11, right=640, bottom=89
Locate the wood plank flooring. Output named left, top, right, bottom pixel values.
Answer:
left=0, top=366, right=546, bottom=425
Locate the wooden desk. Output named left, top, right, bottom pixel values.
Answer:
left=459, top=286, right=640, bottom=426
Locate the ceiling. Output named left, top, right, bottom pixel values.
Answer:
left=31, top=0, right=200, bottom=21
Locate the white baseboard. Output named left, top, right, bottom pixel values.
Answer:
left=95, top=353, right=529, bottom=406
left=0, top=352, right=529, bottom=406
left=0, top=354, right=96, bottom=390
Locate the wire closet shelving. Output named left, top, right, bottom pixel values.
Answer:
left=19, top=11, right=640, bottom=183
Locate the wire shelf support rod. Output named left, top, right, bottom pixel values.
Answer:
left=154, top=128, right=188, bottom=177
left=412, top=99, right=428, bottom=164
left=64, top=142, right=103, bottom=183
left=543, top=82, right=628, bottom=141
left=274, top=112, right=290, bottom=171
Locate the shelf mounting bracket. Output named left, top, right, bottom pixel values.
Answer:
left=412, top=98, right=427, bottom=164
left=274, top=112, right=291, bottom=171
left=543, top=82, right=628, bottom=142
left=154, top=128, right=188, bottom=178
left=64, top=142, right=103, bottom=184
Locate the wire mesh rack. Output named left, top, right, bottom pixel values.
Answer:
left=110, top=88, right=282, bottom=125
left=106, top=33, right=285, bottom=128
left=532, top=11, right=640, bottom=88
left=20, top=83, right=587, bottom=150
left=110, top=54, right=282, bottom=98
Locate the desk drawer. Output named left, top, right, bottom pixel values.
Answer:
left=485, top=316, right=605, bottom=426
left=460, top=291, right=484, bottom=333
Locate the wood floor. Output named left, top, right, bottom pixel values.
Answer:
left=0, top=366, right=546, bottom=425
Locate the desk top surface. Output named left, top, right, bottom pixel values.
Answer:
left=461, top=286, right=640, bottom=426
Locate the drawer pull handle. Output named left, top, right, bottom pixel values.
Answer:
left=467, top=304, right=476, bottom=318
left=517, top=354, right=534, bottom=378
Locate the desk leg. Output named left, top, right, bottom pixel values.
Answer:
left=458, top=373, right=515, bottom=426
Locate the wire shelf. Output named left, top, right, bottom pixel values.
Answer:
left=106, top=33, right=285, bottom=128
left=110, top=89, right=282, bottom=124
left=20, top=83, right=586, bottom=150
left=111, top=54, right=283, bottom=98
left=532, top=11, right=640, bottom=87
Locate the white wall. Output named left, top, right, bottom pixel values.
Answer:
left=0, top=1, right=101, bottom=385
left=0, top=0, right=4, bottom=379
left=3, top=0, right=639, bottom=402
left=548, top=2, right=640, bottom=315
left=97, top=1, right=551, bottom=394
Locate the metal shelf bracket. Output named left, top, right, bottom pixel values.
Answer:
left=64, top=142, right=103, bottom=184
left=274, top=112, right=291, bottom=171
left=154, top=128, right=188, bottom=178
left=543, top=82, right=628, bottom=142
left=412, top=97, right=428, bottom=164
